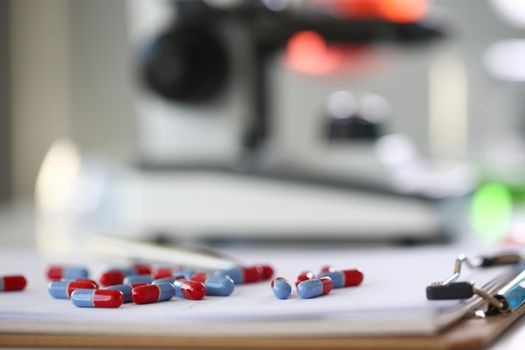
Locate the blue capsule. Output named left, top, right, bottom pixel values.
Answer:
left=271, top=278, right=292, bottom=300
left=105, top=284, right=133, bottom=303
left=204, top=276, right=235, bottom=296
left=123, top=274, right=153, bottom=285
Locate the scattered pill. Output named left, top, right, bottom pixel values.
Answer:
left=0, top=275, right=27, bottom=292
left=173, top=280, right=205, bottom=300
left=295, top=271, right=314, bottom=287
left=190, top=274, right=234, bottom=296
left=271, top=277, right=291, bottom=300
left=100, top=265, right=154, bottom=287
left=48, top=280, right=98, bottom=299
left=132, top=283, right=174, bottom=304
left=297, top=277, right=333, bottom=299
left=123, top=274, right=153, bottom=285
left=318, top=269, right=363, bottom=288
left=216, top=266, right=262, bottom=284
left=47, top=265, right=88, bottom=281
left=71, top=289, right=123, bottom=308
left=105, top=284, right=133, bottom=303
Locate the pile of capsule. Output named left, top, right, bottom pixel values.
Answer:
left=271, top=265, right=364, bottom=299
left=46, top=263, right=274, bottom=308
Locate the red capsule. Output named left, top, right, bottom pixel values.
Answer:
left=67, top=280, right=98, bottom=297
left=295, top=271, right=314, bottom=287
left=260, top=265, right=274, bottom=280
left=181, top=281, right=206, bottom=300
left=132, top=264, right=152, bottom=275
left=342, top=269, right=364, bottom=287
left=320, top=276, right=333, bottom=295
left=132, top=284, right=173, bottom=304
left=243, top=266, right=262, bottom=283
left=99, top=271, right=125, bottom=287
left=132, top=285, right=159, bottom=304
left=1, top=275, right=27, bottom=292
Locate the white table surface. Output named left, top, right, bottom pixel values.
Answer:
left=1, top=202, right=524, bottom=350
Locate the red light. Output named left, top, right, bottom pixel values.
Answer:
left=285, top=31, right=344, bottom=76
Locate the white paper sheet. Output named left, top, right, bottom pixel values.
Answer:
left=0, top=246, right=514, bottom=336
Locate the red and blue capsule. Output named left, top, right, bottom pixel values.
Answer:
left=317, top=269, right=363, bottom=288
left=48, top=279, right=98, bottom=299
left=297, top=277, right=333, bottom=299
left=71, top=289, right=123, bottom=308
left=0, top=275, right=27, bottom=292
left=99, top=265, right=152, bottom=287
left=271, top=277, right=292, bottom=300
left=173, top=279, right=206, bottom=300
left=105, top=284, right=134, bottom=303
left=216, top=264, right=271, bottom=285
left=132, top=283, right=174, bottom=304
left=190, top=273, right=235, bottom=297
left=47, top=265, right=89, bottom=281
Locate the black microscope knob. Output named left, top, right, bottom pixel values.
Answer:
left=140, top=25, right=229, bottom=103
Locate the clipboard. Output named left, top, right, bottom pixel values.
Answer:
left=1, top=252, right=525, bottom=350
left=0, top=308, right=523, bottom=350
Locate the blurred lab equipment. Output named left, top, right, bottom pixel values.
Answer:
left=36, top=0, right=476, bottom=253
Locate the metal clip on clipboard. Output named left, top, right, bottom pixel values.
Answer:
left=426, top=253, right=525, bottom=314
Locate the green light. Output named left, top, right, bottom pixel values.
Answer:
left=470, top=182, right=513, bottom=243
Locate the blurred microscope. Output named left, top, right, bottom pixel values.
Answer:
left=114, top=0, right=474, bottom=243
left=38, top=0, right=480, bottom=250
